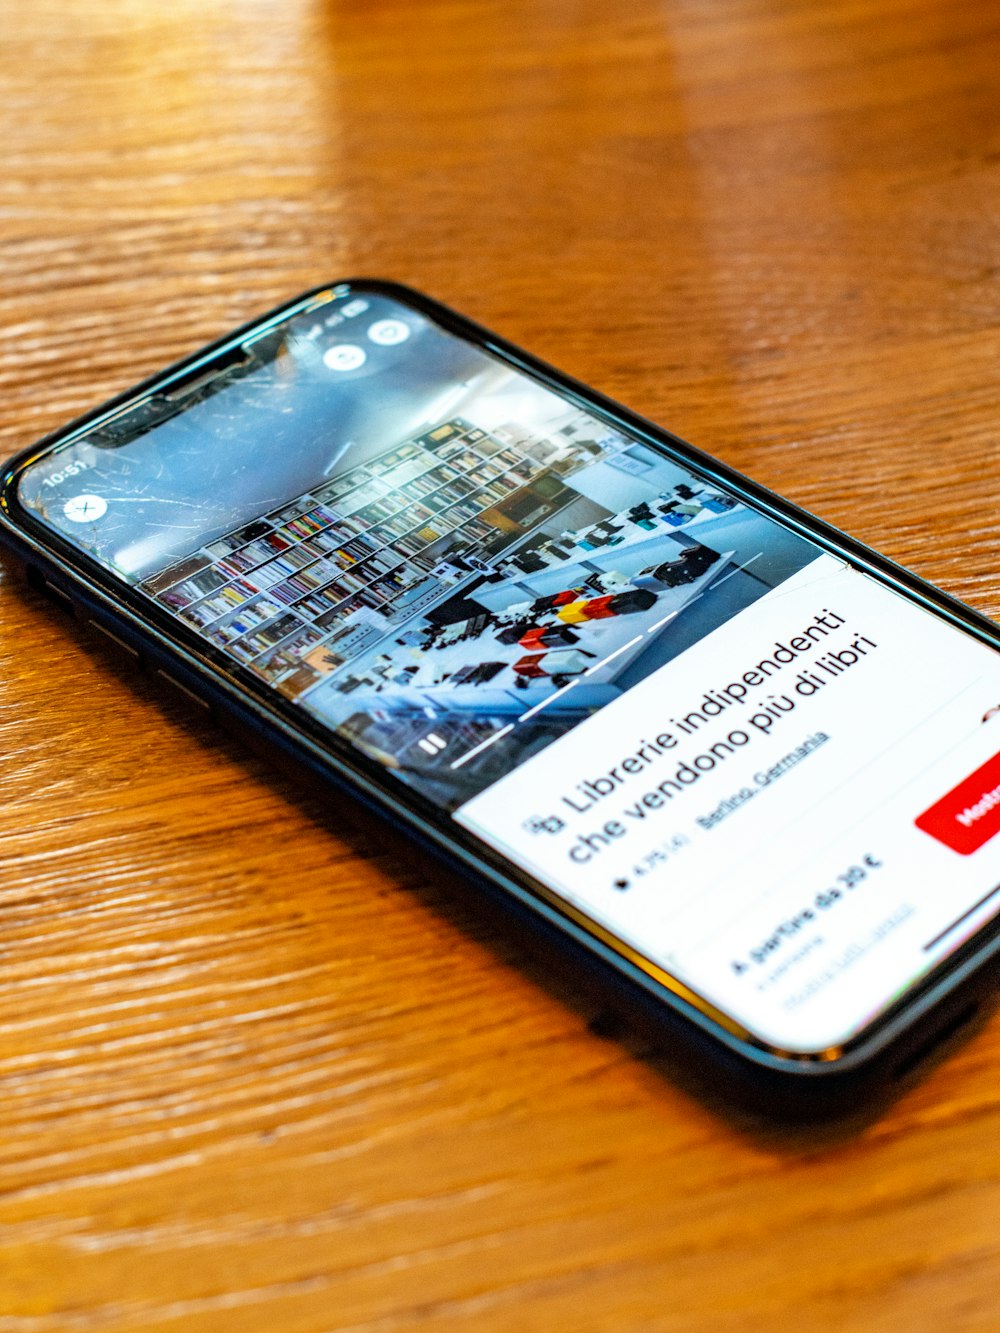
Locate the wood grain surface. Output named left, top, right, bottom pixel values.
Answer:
left=2, top=0, right=1000, bottom=1328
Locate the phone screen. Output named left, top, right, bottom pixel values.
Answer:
left=15, top=286, right=1000, bottom=1055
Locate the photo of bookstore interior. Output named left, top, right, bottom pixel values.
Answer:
left=44, top=292, right=818, bottom=811
left=141, top=389, right=817, bottom=807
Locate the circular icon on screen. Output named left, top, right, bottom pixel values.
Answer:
left=63, top=494, right=107, bottom=523
left=323, top=344, right=367, bottom=372
left=367, top=319, right=411, bottom=346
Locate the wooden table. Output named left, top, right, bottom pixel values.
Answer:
left=3, top=1, right=1000, bottom=1327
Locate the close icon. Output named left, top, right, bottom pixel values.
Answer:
left=63, top=494, right=107, bottom=523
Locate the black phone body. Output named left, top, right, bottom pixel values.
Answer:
left=4, top=279, right=1000, bottom=1120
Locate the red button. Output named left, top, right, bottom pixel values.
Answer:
left=916, top=751, right=1000, bottom=855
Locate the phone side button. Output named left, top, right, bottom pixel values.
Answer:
left=155, top=669, right=212, bottom=713
left=87, top=619, right=142, bottom=664
left=41, top=579, right=77, bottom=617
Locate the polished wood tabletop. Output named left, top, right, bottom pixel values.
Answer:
left=3, top=1, right=1000, bottom=1328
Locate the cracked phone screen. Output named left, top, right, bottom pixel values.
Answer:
left=19, top=287, right=821, bottom=812
left=23, top=284, right=1000, bottom=1054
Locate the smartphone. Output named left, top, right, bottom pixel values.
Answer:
left=4, top=280, right=1000, bottom=1118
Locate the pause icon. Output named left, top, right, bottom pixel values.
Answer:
left=418, top=733, right=447, bottom=756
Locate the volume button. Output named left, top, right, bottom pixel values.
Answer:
left=27, top=566, right=76, bottom=616
left=42, top=579, right=76, bottom=616
left=155, top=669, right=212, bottom=713
left=87, top=619, right=142, bottom=664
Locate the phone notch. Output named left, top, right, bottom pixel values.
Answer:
left=162, top=347, right=250, bottom=402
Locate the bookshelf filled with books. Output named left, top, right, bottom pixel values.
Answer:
left=142, top=417, right=573, bottom=696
